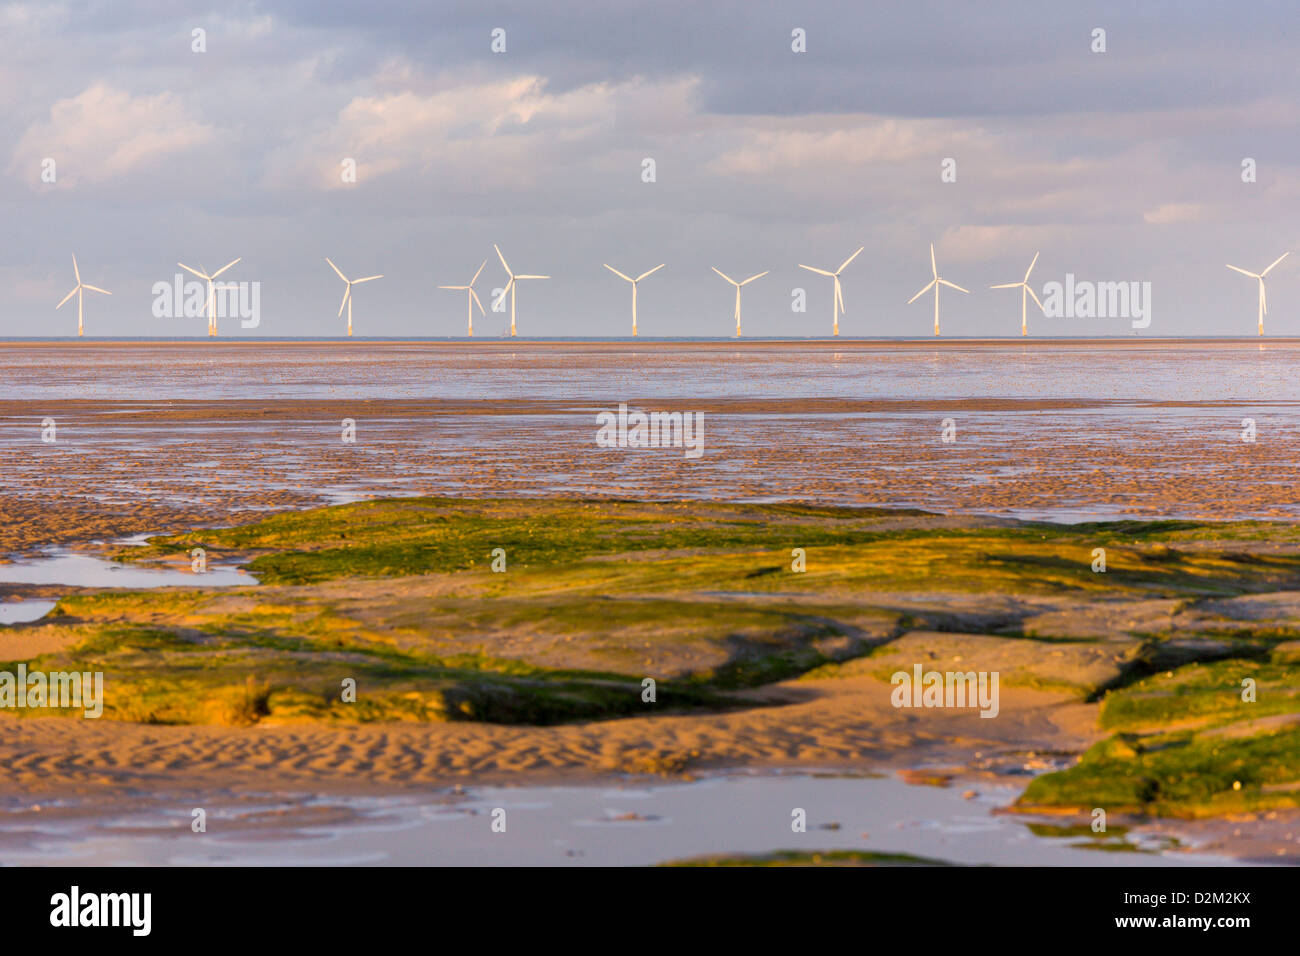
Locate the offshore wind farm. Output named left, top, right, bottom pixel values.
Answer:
left=41, top=239, right=1292, bottom=340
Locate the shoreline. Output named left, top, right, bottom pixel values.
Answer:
left=0, top=336, right=1298, bottom=351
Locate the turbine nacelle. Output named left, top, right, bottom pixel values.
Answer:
left=494, top=244, right=549, bottom=336
left=326, top=257, right=383, bottom=337
left=179, top=257, right=241, bottom=336
left=604, top=263, right=665, bottom=336
left=1227, top=252, right=1289, bottom=335
left=990, top=252, right=1043, bottom=336
left=439, top=260, right=488, bottom=336
left=798, top=246, right=863, bottom=336
left=711, top=267, right=769, bottom=336
left=908, top=243, right=968, bottom=336
left=56, top=253, right=111, bottom=336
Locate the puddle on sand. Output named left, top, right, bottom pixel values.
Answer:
left=0, top=772, right=1243, bottom=867
left=0, top=600, right=57, bottom=624
left=0, top=551, right=253, bottom=589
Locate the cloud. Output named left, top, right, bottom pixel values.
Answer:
left=262, top=74, right=696, bottom=195
left=1143, top=202, right=1210, bottom=225
left=8, top=83, right=214, bottom=186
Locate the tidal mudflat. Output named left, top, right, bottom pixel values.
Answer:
left=2, top=496, right=1298, bottom=862
left=3, top=340, right=1300, bottom=559
left=3, top=341, right=1299, bottom=865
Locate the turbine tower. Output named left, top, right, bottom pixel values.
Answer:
left=798, top=246, right=863, bottom=336
left=56, top=254, right=111, bottom=336
left=178, top=258, right=241, bottom=336
left=494, top=244, right=549, bottom=337
left=603, top=263, right=665, bottom=336
left=990, top=252, right=1044, bottom=336
left=711, top=267, right=768, bottom=337
left=326, top=258, right=383, bottom=337
left=907, top=243, right=968, bottom=336
left=1227, top=252, right=1289, bottom=336
left=439, top=260, right=487, bottom=336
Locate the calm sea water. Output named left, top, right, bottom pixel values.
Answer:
left=0, top=338, right=1296, bottom=402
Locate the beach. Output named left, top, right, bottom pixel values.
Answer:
left=2, top=341, right=1299, bottom=865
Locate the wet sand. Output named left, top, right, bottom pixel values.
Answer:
left=3, top=341, right=1298, bottom=862
left=0, top=675, right=1096, bottom=797
left=3, top=389, right=1300, bottom=556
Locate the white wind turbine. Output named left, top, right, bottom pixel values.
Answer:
left=326, top=258, right=383, bottom=337
left=178, top=258, right=241, bottom=336
left=990, top=252, right=1044, bottom=336
left=1227, top=252, right=1289, bottom=336
left=603, top=263, right=665, bottom=336
left=494, top=244, right=549, bottom=337
left=56, top=254, right=111, bottom=336
left=439, top=260, right=487, bottom=336
left=907, top=243, right=968, bottom=336
left=712, top=267, right=768, bottom=337
left=799, top=246, right=863, bottom=336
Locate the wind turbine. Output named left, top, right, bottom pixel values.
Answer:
left=439, top=260, right=487, bottom=336
left=907, top=243, right=968, bottom=336
left=603, top=263, right=665, bottom=336
left=711, top=267, right=768, bottom=336
left=326, top=258, right=383, bottom=337
left=990, top=252, right=1044, bottom=336
left=56, top=254, right=111, bottom=336
left=178, top=258, right=241, bottom=336
left=494, top=244, right=549, bottom=337
left=1227, top=252, right=1289, bottom=336
left=798, top=246, right=863, bottom=336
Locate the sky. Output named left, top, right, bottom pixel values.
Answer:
left=2, top=0, right=1299, bottom=338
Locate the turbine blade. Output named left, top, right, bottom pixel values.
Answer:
left=72, top=253, right=80, bottom=283
left=990, top=282, right=1021, bottom=289
left=799, top=265, right=833, bottom=276
left=604, top=264, right=633, bottom=282
left=837, top=246, right=864, bottom=274
left=1226, top=264, right=1259, bottom=278
left=178, top=262, right=206, bottom=279
left=930, top=243, right=937, bottom=278
left=740, top=271, right=769, bottom=285
left=939, top=279, right=970, bottom=294
left=908, top=279, right=937, bottom=304
left=711, top=267, right=736, bottom=285
left=438, top=285, right=468, bottom=290
left=82, top=284, right=111, bottom=295
left=211, top=257, right=241, bottom=278
left=469, top=287, right=485, bottom=314
left=470, top=259, right=486, bottom=286
left=516, top=275, right=548, bottom=280
left=1261, top=279, right=1268, bottom=315
left=338, top=286, right=351, bottom=317
left=353, top=275, right=383, bottom=283
left=56, top=287, right=78, bottom=308
left=636, top=264, right=665, bottom=281
left=494, top=244, right=512, bottom=277
left=1024, top=251, right=1040, bottom=282
left=1027, top=286, right=1045, bottom=312
left=1262, top=251, right=1290, bottom=276
left=326, top=257, right=347, bottom=281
